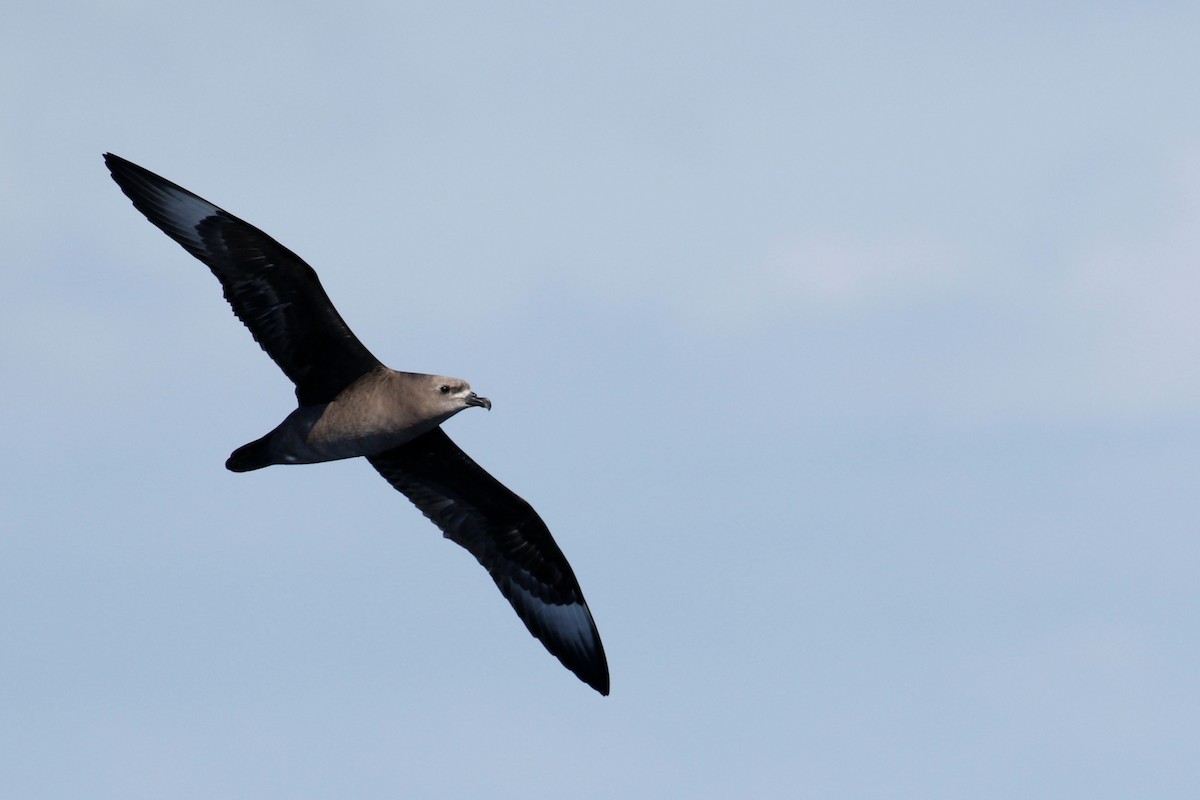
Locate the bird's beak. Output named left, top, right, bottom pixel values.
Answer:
left=466, top=392, right=492, bottom=411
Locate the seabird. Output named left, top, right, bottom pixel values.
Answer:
left=104, top=154, right=609, bottom=695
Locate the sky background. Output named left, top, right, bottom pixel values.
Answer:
left=3, top=2, right=1200, bottom=797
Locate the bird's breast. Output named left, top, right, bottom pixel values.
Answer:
left=301, top=394, right=435, bottom=460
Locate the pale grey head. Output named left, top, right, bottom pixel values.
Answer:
left=408, top=372, right=492, bottom=422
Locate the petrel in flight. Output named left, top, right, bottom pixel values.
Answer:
left=104, top=154, right=609, bottom=695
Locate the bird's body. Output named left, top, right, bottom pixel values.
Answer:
left=104, top=153, right=609, bottom=695
left=228, top=368, right=488, bottom=470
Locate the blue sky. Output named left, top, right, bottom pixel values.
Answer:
left=3, top=3, right=1200, bottom=797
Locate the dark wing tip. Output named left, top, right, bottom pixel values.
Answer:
left=103, top=152, right=147, bottom=182
left=582, top=671, right=610, bottom=696
left=507, top=582, right=610, bottom=695
left=103, top=152, right=195, bottom=204
left=574, top=637, right=611, bottom=695
left=582, top=648, right=610, bottom=696
left=103, top=152, right=136, bottom=187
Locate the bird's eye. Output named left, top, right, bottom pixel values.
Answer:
left=439, top=385, right=451, bottom=394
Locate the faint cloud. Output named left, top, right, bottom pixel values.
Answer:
left=1061, top=146, right=1200, bottom=416
left=685, top=230, right=964, bottom=326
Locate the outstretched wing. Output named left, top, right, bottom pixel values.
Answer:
left=369, top=429, right=610, bottom=695
left=104, top=153, right=381, bottom=406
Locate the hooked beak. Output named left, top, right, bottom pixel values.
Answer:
left=465, top=392, right=492, bottom=411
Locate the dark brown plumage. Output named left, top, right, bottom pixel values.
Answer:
left=105, top=153, right=609, bottom=695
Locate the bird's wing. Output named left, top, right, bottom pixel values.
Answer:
left=104, top=153, right=381, bottom=406
left=368, top=428, right=610, bottom=695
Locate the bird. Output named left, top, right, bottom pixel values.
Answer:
left=104, top=153, right=609, bottom=695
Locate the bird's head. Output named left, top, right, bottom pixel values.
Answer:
left=426, top=375, right=492, bottom=416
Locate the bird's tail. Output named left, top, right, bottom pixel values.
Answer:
left=226, top=434, right=274, bottom=472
